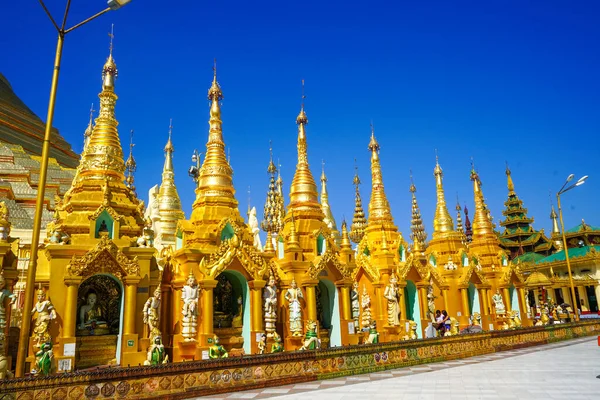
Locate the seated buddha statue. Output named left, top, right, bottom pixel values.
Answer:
left=78, top=292, right=109, bottom=335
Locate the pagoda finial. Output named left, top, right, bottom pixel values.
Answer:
left=506, top=162, right=515, bottom=195
left=289, top=80, right=320, bottom=213
left=287, top=210, right=301, bottom=250
left=262, top=143, right=280, bottom=247
left=409, top=173, right=427, bottom=252
left=75, top=35, right=124, bottom=183
left=195, top=61, right=236, bottom=205
left=367, top=124, right=393, bottom=226
left=432, top=152, right=454, bottom=236
left=82, top=103, right=95, bottom=152
left=350, top=159, right=367, bottom=243
left=125, top=129, right=136, bottom=194
left=464, top=204, right=473, bottom=243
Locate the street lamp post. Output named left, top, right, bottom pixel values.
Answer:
left=556, top=174, right=588, bottom=323
left=15, top=0, right=133, bottom=378
left=188, top=149, right=203, bottom=183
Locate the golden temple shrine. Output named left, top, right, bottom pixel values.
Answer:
left=0, top=44, right=598, bottom=382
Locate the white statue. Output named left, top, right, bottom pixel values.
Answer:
left=427, top=280, right=436, bottom=319
left=350, top=282, right=360, bottom=329
left=361, top=285, right=372, bottom=330
left=0, top=273, right=16, bottom=331
left=285, top=278, right=303, bottom=336
left=143, top=286, right=162, bottom=339
left=144, top=185, right=160, bottom=234
left=384, top=274, right=400, bottom=326
left=263, top=273, right=278, bottom=337
left=181, top=270, right=199, bottom=341
left=32, top=288, right=57, bottom=349
left=492, top=289, right=506, bottom=315
left=248, top=206, right=263, bottom=251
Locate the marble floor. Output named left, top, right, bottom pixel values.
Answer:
left=197, top=336, right=600, bottom=399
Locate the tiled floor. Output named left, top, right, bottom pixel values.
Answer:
left=196, top=336, right=600, bottom=399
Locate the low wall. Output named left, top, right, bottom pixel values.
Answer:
left=1, top=321, right=599, bottom=400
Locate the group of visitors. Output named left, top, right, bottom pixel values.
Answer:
left=433, top=310, right=450, bottom=336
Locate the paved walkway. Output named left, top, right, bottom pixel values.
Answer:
left=198, top=336, right=600, bottom=399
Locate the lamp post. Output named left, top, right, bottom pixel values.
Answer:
left=15, top=0, right=133, bottom=378
left=188, top=149, right=203, bottom=183
left=556, top=174, right=588, bottom=323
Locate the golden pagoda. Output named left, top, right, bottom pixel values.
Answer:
left=34, top=45, right=157, bottom=371
left=320, top=162, right=340, bottom=244
left=349, top=161, right=367, bottom=244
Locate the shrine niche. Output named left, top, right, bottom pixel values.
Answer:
left=213, top=273, right=235, bottom=329
left=76, top=275, right=122, bottom=336
left=212, top=270, right=250, bottom=355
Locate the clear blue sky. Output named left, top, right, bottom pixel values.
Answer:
left=2, top=0, right=599, bottom=241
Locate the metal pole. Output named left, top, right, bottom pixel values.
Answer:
left=15, top=32, right=65, bottom=378
left=557, top=194, right=579, bottom=322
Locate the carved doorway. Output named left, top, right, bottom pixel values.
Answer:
left=75, top=274, right=123, bottom=369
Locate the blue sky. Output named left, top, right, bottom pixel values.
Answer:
left=2, top=0, right=599, bottom=241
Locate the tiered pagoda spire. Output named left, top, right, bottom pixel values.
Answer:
left=124, top=130, right=136, bottom=194
left=261, top=143, right=279, bottom=251
left=455, top=199, right=467, bottom=245
left=320, top=162, right=340, bottom=242
left=193, top=60, right=237, bottom=209
left=470, top=166, right=495, bottom=238
left=83, top=103, right=94, bottom=153
left=288, top=80, right=322, bottom=217
left=157, top=120, right=184, bottom=249
left=432, top=154, right=454, bottom=237
left=367, top=125, right=393, bottom=226
left=349, top=161, right=367, bottom=244
left=464, top=205, right=473, bottom=243
left=274, top=163, right=285, bottom=232
left=550, top=205, right=564, bottom=250
left=409, top=173, right=427, bottom=253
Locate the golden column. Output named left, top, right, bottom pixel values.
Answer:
left=339, top=285, right=352, bottom=321
left=518, top=288, right=528, bottom=319
left=248, top=279, right=265, bottom=354
left=399, top=284, right=408, bottom=323
left=304, top=284, right=318, bottom=322
left=123, top=276, right=140, bottom=335
left=480, top=288, right=490, bottom=316
left=198, top=279, right=218, bottom=343
left=418, top=286, right=428, bottom=320
left=503, top=287, right=512, bottom=312
left=62, top=277, right=82, bottom=338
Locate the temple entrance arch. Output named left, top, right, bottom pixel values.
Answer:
left=214, top=270, right=251, bottom=355
left=317, top=278, right=342, bottom=347
left=404, top=280, right=421, bottom=338
left=76, top=274, right=123, bottom=368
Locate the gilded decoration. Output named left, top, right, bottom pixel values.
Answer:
left=88, top=204, right=122, bottom=222
left=200, top=233, right=268, bottom=279
left=77, top=274, right=122, bottom=336
left=309, top=248, right=352, bottom=280
left=459, top=266, right=489, bottom=287
left=66, top=236, right=140, bottom=278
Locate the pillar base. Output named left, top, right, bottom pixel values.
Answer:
left=382, top=326, right=402, bottom=343
left=284, top=335, right=304, bottom=351
left=172, top=334, right=198, bottom=362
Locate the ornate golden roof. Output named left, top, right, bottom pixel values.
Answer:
left=525, top=270, right=552, bottom=288
left=432, top=154, right=454, bottom=236
left=367, top=125, right=393, bottom=226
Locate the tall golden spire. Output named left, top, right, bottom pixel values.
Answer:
left=83, top=103, right=95, bottom=153
left=409, top=172, right=427, bottom=252
left=320, top=161, right=340, bottom=240
left=125, top=129, right=136, bottom=194
left=470, top=160, right=494, bottom=237
left=367, top=124, right=393, bottom=225
left=340, top=220, right=352, bottom=252
left=432, top=152, right=454, bottom=235
left=506, top=162, right=515, bottom=196
left=349, top=160, right=366, bottom=243
left=75, top=30, right=125, bottom=183
left=195, top=59, right=236, bottom=204
left=157, top=119, right=184, bottom=247
left=288, top=80, right=321, bottom=213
